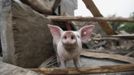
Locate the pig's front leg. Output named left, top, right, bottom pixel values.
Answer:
left=56, top=55, right=60, bottom=66
left=59, top=59, right=66, bottom=68
left=73, top=57, right=81, bottom=68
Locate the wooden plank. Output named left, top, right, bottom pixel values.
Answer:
left=110, top=34, right=134, bottom=39
left=101, top=34, right=134, bottom=40
left=81, top=51, right=134, bottom=64
left=32, top=64, right=134, bottom=74
left=125, top=51, right=134, bottom=56
left=83, top=0, right=115, bottom=35
left=39, top=56, right=56, bottom=68
left=47, top=16, right=134, bottom=22
left=93, top=34, right=134, bottom=40
left=92, top=37, right=119, bottom=41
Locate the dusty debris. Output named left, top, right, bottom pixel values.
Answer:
left=0, top=62, right=43, bottom=75
left=81, top=51, right=134, bottom=64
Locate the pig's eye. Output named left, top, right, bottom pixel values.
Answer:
left=77, top=35, right=80, bottom=38
left=71, top=36, right=75, bottom=39
left=64, top=36, right=67, bottom=39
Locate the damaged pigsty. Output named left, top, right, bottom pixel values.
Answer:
left=48, top=24, right=94, bottom=68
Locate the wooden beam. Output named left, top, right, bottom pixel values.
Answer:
left=83, top=0, right=115, bottom=35
left=110, top=34, right=134, bottom=39
left=92, top=37, right=119, bottom=41
left=99, top=34, right=134, bottom=40
left=47, top=16, right=134, bottom=22
left=81, top=51, right=134, bottom=64
left=125, top=51, right=134, bottom=56
left=92, top=34, right=134, bottom=40
left=32, top=64, right=134, bottom=74
left=83, top=49, right=115, bottom=54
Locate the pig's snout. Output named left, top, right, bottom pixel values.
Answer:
left=62, top=38, right=76, bottom=45
left=62, top=31, right=77, bottom=45
left=62, top=34, right=78, bottom=50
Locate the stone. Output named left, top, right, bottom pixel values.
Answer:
left=20, top=0, right=55, bottom=14
left=0, top=62, right=43, bottom=75
left=1, top=0, right=54, bottom=68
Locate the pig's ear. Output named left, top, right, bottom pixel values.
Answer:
left=79, top=25, right=95, bottom=43
left=48, top=24, right=63, bottom=40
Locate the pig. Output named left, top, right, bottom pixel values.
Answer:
left=48, top=24, right=94, bottom=68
